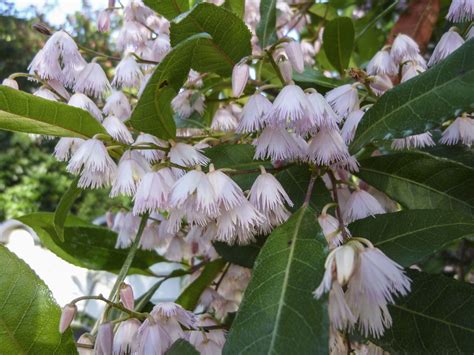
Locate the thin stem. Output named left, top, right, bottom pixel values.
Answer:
left=327, top=170, right=350, bottom=240
left=91, top=214, right=149, bottom=334
left=71, top=294, right=147, bottom=320
left=355, top=0, right=399, bottom=42
left=265, top=49, right=286, bottom=85
left=214, top=263, right=230, bottom=291
left=223, top=164, right=292, bottom=176
left=77, top=43, right=121, bottom=61
left=302, top=170, right=318, bottom=207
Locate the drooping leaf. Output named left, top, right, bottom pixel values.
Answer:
left=256, top=0, right=277, bottom=49
left=0, top=86, right=106, bottom=138
left=349, top=209, right=474, bottom=267
left=351, top=40, right=474, bottom=152
left=224, top=208, right=329, bottom=354
left=275, top=165, right=332, bottom=212
left=323, top=17, right=355, bottom=74
left=0, top=245, right=76, bottom=354
left=204, top=143, right=272, bottom=190
left=223, top=0, right=245, bottom=18
left=373, top=270, right=474, bottom=353
left=213, top=238, right=266, bottom=269
left=176, top=259, right=226, bottom=310
left=144, top=0, right=189, bottom=20
left=356, top=151, right=474, bottom=216
left=18, top=213, right=166, bottom=275
left=130, top=33, right=213, bottom=139
left=293, top=67, right=346, bottom=92
left=170, top=3, right=252, bottom=76
left=166, top=339, right=199, bottom=355
left=53, top=177, right=82, bottom=242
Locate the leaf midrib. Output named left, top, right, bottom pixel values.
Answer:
left=258, top=0, right=276, bottom=47
left=267, top=208, right=306, bottom=353
left=352, top=59, right=473, bottom=149
left=359, top=167, right=473, bottom=211
left=374, top=222, right=474, bottom=246
left=391, top=303, right=474, bottom=333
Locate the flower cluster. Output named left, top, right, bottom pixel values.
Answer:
left=2, top=0, right=473, bottom=353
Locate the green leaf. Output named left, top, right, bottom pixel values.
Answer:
left=356, top=151, right=474, bottom=215
left=275, top=165, right=332, bottom=212
left=204, top=143, right=272, bottom=190
left=223, top=0, right=245, bottom=18
left=374, top=270, right=474, bottom=353
left=166, top=339, right=199, bottom=355
left=293, top=67, right=346, bottom=92
left=144, top=0, right=189, bottom=20
left=170, top=3, right=252, bottom=76
left=53, top=177, right=82, bottom=242
left=130, top=33, right=213, bottom=139
left=0, top=245, right=76, bottom=354
left=309, top=4, right=337, bottom=20
left=323, top=17, right=355, bottom=74
left=349, top=210, right=474, bottom=267
left=256, top=0, right=277, bottom=49
left=0, top=86, right=106, bottom=138
left=176, top=259, right=226, bottom=310
left=351, top=40, right=474, bottom=152
left=18, top=212, right=166, bottom=275
left=213, top=239, right=265, bottom=269
left=223, top=208, right=329, bottom=354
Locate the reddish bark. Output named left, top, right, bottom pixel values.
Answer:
left=387, top=0, right=441, bottom=53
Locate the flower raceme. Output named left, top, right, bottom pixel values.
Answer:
left=314, top=238, right=411, bottom=338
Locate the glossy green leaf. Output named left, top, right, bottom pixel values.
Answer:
left=170, top=3, right=252, bottom=76
left=293, top=67, right=345, bottom=92
left=130, top=33, right=213, bottom=139
left=256, top=0, right=277, bottom=49
left=374, top=270, right=474, bottom=353
left=275, top=165, right=332, bottom=212
left=309, top=4, right=337, bottom=20
left=223, top=0, right=245, bottom=18
left=323, top=17, right=355, bottom=74
left=166, top=339, right=199, bottom=355
left=144, top=0, right=189, bottom=20
left=349, top=210, right=474, bottom=267
left=53, top=177, right=82, bottom=242
left=224, top=208, right=329, bottom=354
left=205, top=143, right=272, bottom=190
left=0, top=245, right=76, bottom=354
left=18, top=212, right=166, bottom=275
left=176, top=259, right=226, bottom=310
left=213, top=238, right=265, bottom=269
left=356, top=151, right=474, bottom=216
left=0, top=86, right=106, bottom=138
left=351, top=40, right=474, bottom=152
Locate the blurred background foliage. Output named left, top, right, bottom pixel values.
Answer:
left=0, top=0, right=121, bottom=221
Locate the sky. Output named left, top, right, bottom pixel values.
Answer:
left=12, top=0, right=103, bottom=25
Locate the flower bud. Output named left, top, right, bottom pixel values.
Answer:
left=95, top=323, right=114, bottom=355
left=334, top=244, right=357, bottom=285
left=32, top=22, right=53, bottom=36
left=2, top=78, right=19, bottom=90
left=59, top=303, right=77, bottom=333
left=119, top=283, right=135, bottom=310
left=370, top=74, right=393, bottom=96
left=77, top=334, right=94, bottom=355
left=97, top=10, right=111, bottom=33
left=285, top=40, right=305, bottom=73
left=232, top=63, right=249, bottom=98
left=278, top=57, right=293, bottom=83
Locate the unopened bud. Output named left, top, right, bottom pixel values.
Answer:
left=285, top=40, right=305, bottom=73
left=370, top=74, right=393, bottom=95
left=32, top=23, right=52, bottom=36
left=334, top=244, right=357, bottom=285
left=59, top=303, right=77, bottom=333
left=95, top=323, right=114, bottom=355
left=97, top=10, right=111, bottom=33
left=108, top=0, right=116, bottom=8
left=2, top=78, right=19, bottom=90
left=232, top=63, right=249, bottom=98
left=119, top=283, right=135, bottom=310
left=278, top=57, right=293, bottom=83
